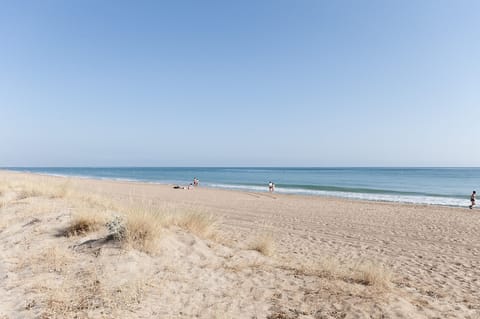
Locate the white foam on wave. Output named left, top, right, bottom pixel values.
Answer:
left=281, top=187, right=468, bottom=206
left=24, top=172, right=100, bottom=180
left=207, top=183, right=268, bottom=192
left=207, top=183, right=468, bottom=207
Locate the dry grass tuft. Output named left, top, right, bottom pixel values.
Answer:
left=11, top=178, right=70, bottom=200
left=350, top=261, right=393, bottom=288
left=65, top=210, right=105, bottom=237
left=176, top=212, right=217, bottom=238
left=40, top=265, right=146, bottom=318
left=109, top=202, right=217, bottom=253
left=42, top=246, right=73, bottom=273
left=316, top=256, right=347, bottom=279
left=44, top=268, right=104, bottom=316
left=0, top=172, right=73, bottom=202
left=0, top=218, right=8, bottom=232
left=69, top=191, right=117, bottom=211
left=25, top=246, right=75, bottom=274
left=289, top=257, right=393, bottom=289
left=122, top=208, right=165, bottom=253
left=0, top=179, right=9, bottom=196
left=0, top=180, right=9, bottom=209
left=49, top=181, right=71, bottom=199
left=16, top=188, right=43, bottom=200
left=248, top=234, right=275, bottom=256
left=292, top=258, right=347, bottom=281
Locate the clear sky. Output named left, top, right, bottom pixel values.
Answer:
left=1, top=0, right=479, bottom=167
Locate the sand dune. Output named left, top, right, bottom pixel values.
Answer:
left=0, top=171, right=479, bottom=318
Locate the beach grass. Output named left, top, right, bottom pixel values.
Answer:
left=65, top=210, right=105, bottom=237
left=248, top=234, right=275, bottom=256
left=289, top=257, right=392, bottom=289
left=16, top=188, right=43, bottom=200
left=9, top=178, right=70, bottom=200
left=123, top=209, right=165, bottom=253
left=351, top=261, right=393, bottom=288
left=175, top=211, right=217, bottom=239
left=40, top=264, right=146, bottom=318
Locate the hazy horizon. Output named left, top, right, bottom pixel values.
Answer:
left=2, top=1, right=479, bottom=167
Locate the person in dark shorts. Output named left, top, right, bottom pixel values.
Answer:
left=469, top=190, right=476, bottom=209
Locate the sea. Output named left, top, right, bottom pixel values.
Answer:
left=4, top=167, right=479, bottom=207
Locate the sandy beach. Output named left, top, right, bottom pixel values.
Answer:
left=1, top=170, right=479, bottom=318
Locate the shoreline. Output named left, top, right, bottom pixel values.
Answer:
left=0, top=169, right=471, bottom=209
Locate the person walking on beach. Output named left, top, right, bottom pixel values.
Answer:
left=193, top=177, right=199, bottom=187
left=469, top=190, right=476, bottom=209
left=268, top=181, right=273, bottom=192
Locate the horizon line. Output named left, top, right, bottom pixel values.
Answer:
left=2, top=166, right=480, bottom=169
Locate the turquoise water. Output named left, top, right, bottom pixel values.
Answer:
left=5, top=167, right=479, bottom=207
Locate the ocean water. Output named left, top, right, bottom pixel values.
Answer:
left=5, top=167, right=479, bottom=207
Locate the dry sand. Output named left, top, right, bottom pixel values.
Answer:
left=0, top=170, right=479, bottom=318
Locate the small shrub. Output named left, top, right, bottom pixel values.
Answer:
left=106, top=215, right=126, bottom=240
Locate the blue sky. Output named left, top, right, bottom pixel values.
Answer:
left=1, top=0, right=479, bottom=166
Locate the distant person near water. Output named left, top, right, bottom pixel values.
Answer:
left=469, top=190, right=476, bottom=209
left=268, top=181, right=274, bottom=192
left=193, top=177, right=199, bottom=186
